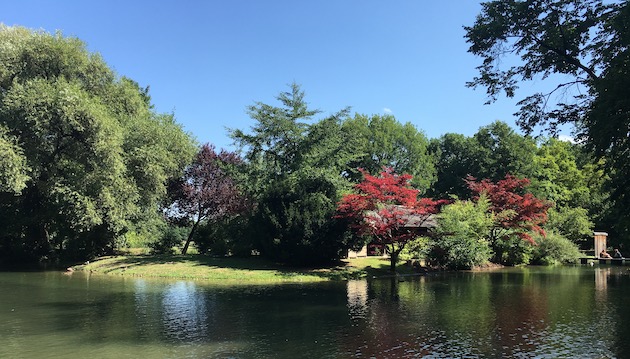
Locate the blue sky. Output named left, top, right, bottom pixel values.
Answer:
left=2, top=1, right=533, bottom=150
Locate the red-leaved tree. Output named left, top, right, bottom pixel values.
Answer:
left=336, top=168, right=446, bottom=272
left=466, top=174, right=552, bottom=245
left=170, top=144, right=249, bottom=254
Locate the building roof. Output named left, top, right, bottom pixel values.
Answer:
left=366, top=205, right=438, bottom=229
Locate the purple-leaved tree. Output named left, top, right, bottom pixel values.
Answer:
left=170, top=144, right=249, bottom=254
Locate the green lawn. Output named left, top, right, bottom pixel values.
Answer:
left=75, top=255, right=414, bottom=284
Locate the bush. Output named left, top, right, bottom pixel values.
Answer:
left=194, top=222, right=226, bottom=256
left=399, top=237, right=432, bottom=262
left=194, top=216, right=253, bottom=257
left=428, top=198, right=494, bottom=269
left=545, top=206, right=593, bottom=244
left=123, top=230, right=153, bottom=249
left=149, top=225, right=187, bottom=255
left=532, top=231, right=582, bottom=265
left=492, top=235, right=535, bottom=266
left=430, top=235, right=493, bottom=270
left=252, top=173, right=356, bottom=265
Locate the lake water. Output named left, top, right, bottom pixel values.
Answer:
left=1, top=266, right=628, bottom=358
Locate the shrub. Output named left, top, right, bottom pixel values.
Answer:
left=532, top=231, right=582, bottom=265
left=492, top=235, right=535, bottom=266
left=149, top=225, right=187, bottom=255
left=431, top=235, right=493, bottom=270
left=428, top=198, right=494, bottom=269
left=399, top=237, right=432, bottom=262
left=194, top=216, right=253, bottom=257
left=545, top=206, right=593, bottom=244
left=123, top=230, right=153, bottom=249
left=253, top=173, right=355, bottom=265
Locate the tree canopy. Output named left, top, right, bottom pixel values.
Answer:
left=229, top=84, right=360, bottom=264
left=342, top=114, right=436, bottom=193
left=429, top=121, right=537, bottom=199
left=167, top=144, right=249, bottom=255
left=466, top=174, right=552, bottom=244
left=465, top=0, right=630, bottom=239
left=0, top=26, right=196, bottom=264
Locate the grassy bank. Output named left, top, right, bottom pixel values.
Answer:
left=74, top=255, right=414, bottom=284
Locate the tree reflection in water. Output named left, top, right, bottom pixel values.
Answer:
left=342, top=268, right=622, bottom=358
left=0, top=267, right=628, bottom=358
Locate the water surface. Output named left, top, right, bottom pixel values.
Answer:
left=1, top=266, right=628, bottom=358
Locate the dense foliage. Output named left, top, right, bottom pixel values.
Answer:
left=531, top=231, right=583, bottom=265
left=0, top=26, right=196, bottom=264
left=466, top=174, right=552, bottom=264
left=466, top=174, right=552, bottom=244
left=336, top=168, right=446, bottom=272
left=2, top=21, right=625, bottom=268
left=0, top=124, right=29, bottom=194
left=229, top=84, right=362, bottom=264
left=466, top=0, right=630, bottom=242
left=342, top=114, right=436, bottom=193
left=429, top=121, right=537, bottom=198
left=166, top=144, right=249, bottom=255
left=428, top=197, right=494, bottom=269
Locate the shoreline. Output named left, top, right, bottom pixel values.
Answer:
left=70, top=254, right=418, bottom=283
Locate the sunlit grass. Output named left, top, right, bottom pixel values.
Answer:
left=76, top=255, right=413, bottom=283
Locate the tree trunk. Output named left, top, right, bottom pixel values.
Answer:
left=37, top=223, right=51, bottom=257
left=389, top=277, right=400, bottom=300
left=390, top=247, right=398, bottom=273
left=181, top=219, right=200, bottom=255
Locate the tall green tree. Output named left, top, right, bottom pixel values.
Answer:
left=0, top=26, right=195, bottom=263
left=342, top=114, right=436, bottom=193
left=529, top=138, right=595, bottom=243
left=230, top=84, right=361, bottom=264
left=473, top=121, right=537, bottom=181
left=530, top=139, right=588, bottom=207
left=429, top=133, right=481, bottom=199
left=429, top=121, right=537, bottom=199
left=465, top=0, right=630, bottom=240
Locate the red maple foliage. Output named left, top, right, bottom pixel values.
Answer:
left=336, top=168, right=446, bottom=272
left=466, top=174, right=552, bottom=244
